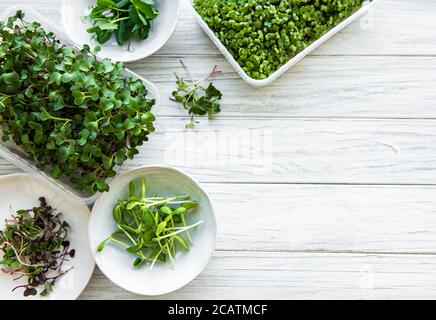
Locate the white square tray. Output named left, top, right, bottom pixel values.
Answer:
left=0, top=6, right=160, bottom=205
left=185, top=0, right=379, bottom=87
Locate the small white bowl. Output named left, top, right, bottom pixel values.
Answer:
left=61, top=0, right=181, bottom=62
left=0, top=174, right=95, bottom=300
left=88, top=165, right=217, bottom=296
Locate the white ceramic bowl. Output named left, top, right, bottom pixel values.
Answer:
left=89, top=166, right=217, bottom=296
left=61, top=0, right=181, bottom=62
left=0, top=174, right=95, bottom=300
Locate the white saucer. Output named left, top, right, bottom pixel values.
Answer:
left=0, top=174, right=95, bottom=300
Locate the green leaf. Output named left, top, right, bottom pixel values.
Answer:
left=182, top=201, right=199, bottom=210
left=115, top=0, right=130, bottom=8
left=123, top=118, right=136, bottom=130
left=131, top=0, right=157, bottom=19
left=140, top=112, right=155, bottom=124
left=21, top=134, right=30, bottom=144
left=174, top=235, right=189, bottom=250
left=102, top=154, right=113, bottom=170
left=205, top=83, right=223, bottom=99
left=97, top=0, right=115, bottom=8
left=2, top=71, right=19, bottom=84
left=173, top=207, right=187, bottom=215
left=86, top=121, right=99, bottom=131
left=96, top=20, right=118, bottom=31
left=113, top=206, right=122, bottom=224
left=50, top=72, right=62, bottom=85
left=133, top=257, right=145, bottom=268
left=160, top=206, right=172, bottom=215
left=73, top=91, right=86, bottom=105
left=95, top=29, right=112, bottom=44
left=97, top=239, right=109, bottom=252
left=129, top=181, right=136, bottom=196
left=95, top=179, right=109, bottom=192
left=126, top=201, right=142, bottom=210
left=51, top=165, right=61, bottom=179
left=126, top=242, right=142, bottom=253
left=115, top=21, right=127, bottom=45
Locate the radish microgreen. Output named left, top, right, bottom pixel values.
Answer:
left=0, top=198, right=74, bottom=297
left=0, top=11, right=156, bottom=194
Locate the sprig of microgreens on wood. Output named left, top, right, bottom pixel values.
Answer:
left=171, top=61, right=223, bottom=128
left=0, top=197, right=74, bottom=297
left=98, top=178, right=202, bottom=270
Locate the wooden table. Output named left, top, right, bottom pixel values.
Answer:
left=1, top=0, right=436, bottom=299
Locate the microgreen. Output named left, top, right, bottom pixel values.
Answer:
left=171, top=61, right=223, bottom=128
left=194, top=0, right=366, bottom=79
left=0, top=197, right=74, bottom=297
left=0, top=11, right=156, bottom=194
left=85, top=0, right=159, bottom=47
left=97, top=178, right=203, bottom=270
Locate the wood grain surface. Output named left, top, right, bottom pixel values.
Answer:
left=1, top=0, right=435, bottom=300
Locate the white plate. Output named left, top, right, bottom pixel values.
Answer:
left=89, top=165, right=217, bottom=296
left=0, top=174, right=94, bottom=300
left=185, top=0, right=379, bottom=87
left=61, top=0, right=181, bottom=62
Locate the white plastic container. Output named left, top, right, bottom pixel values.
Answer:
left=185, top=0, right=379, bottom=87
left=0, top=6, right=161, bottom=205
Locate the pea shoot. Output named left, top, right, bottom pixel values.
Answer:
left=97, top=178, right=203, bottom=270
left=0, top=197, right=75, bottom=297
left=85, top=0, right=159, bottom=47
left=0, top=11, right=156, bottom=194
left=194, top=0, right=366, bottom=79
left=171, top=61, right=223, bottom=128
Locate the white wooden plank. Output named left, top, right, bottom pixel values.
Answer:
left=0, top=159, right=22, bottom=175
left=80, top=252, right=436, bottom=300
left=205, top=184, right=436, bottom=253
left=0, top=172, right=434, bottom=253
left=2, top=0, right=435, bottom=57
left=2, top=118, right=436, bottom=184
left=161, top=0, right=436, bottom=57
left=109, top=117, right=436, bottom=185
left=311, top=0, right=436, bottom=56
left=127, top=55, right=436, bottom=118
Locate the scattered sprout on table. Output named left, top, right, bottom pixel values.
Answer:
left=171, top=60, right=223, bottom=129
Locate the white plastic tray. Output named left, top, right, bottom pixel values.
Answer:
left=185, top=0, right=379, bottom=87
left=0, top=6, right=161, bottom=205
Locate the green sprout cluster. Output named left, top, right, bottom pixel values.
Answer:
left=98, top=178, right=202, bottom=270
left=0, top=197, right=74, bottom=297
left=171, top=62, right=223, bottom=129
left=0, top=11, right=156, bottom=194
left=194, top=0, right=365, bottom=79
left=86, top=0, right=159, bottom=47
